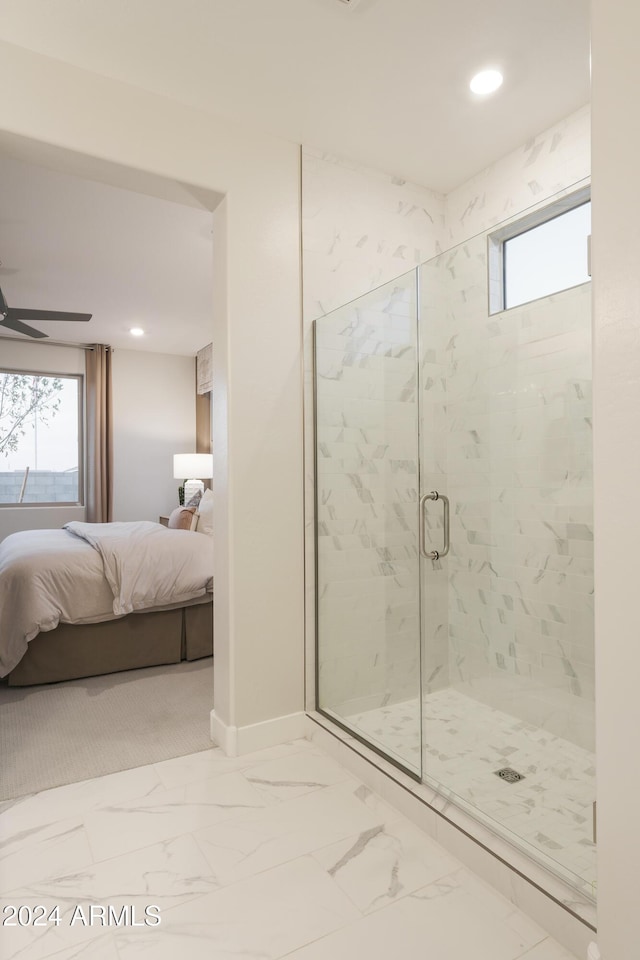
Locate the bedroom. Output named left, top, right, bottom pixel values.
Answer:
left=0, top=148, right=217, bottom=796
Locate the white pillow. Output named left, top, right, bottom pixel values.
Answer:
left=196, top=487, right=214, bottom=535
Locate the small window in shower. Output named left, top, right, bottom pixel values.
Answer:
left=488, top=188, right=591, bottom=313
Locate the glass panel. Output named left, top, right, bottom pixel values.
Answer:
left=419, top=224, right=595, bottom=898
left=504, top=201, right=591, bottom=308
left=315, top=270, right=422, bottom=777
left=0, top=372, right=81, bottom=504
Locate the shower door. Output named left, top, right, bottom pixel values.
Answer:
left=314, top=270, right=423, bottom=778
left=314, top=204, right=595, bottom=897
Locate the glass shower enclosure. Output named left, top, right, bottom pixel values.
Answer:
left=314, top=196, right=595, bottom=900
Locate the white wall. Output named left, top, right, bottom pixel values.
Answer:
left=111, top=349, right=195, bottom=522
left=0, top=342, right=197, bottom=537
left=0, top=39, right=303, bottom=742
left=0, top=339, right=86, bottom=541
left=592, top=2, right=640, bottom=956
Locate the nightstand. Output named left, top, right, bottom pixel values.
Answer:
left=159, top=515, right=170, bottom=527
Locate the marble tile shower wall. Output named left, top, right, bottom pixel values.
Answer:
left=429, top=237, right=593, bottom=750
left=305, top=106, right=591, bottom=724
left=302, top=146, right=445, bottom=320
left=446, top=105, right=590, bottom=248
left=316, top=274, right=423, bottom=715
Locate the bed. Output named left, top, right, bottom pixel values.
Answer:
left=0, top=519, right=214, bottom=687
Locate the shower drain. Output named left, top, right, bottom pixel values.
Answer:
left=494, top=767, right=525, bottom=784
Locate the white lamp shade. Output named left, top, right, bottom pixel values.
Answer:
left=173, top=453, right=213, bottom=480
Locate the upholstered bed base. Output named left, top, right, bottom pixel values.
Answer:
left=6, top=600, right=213, bottom=687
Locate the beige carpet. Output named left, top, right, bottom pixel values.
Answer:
left=0, top=659, right=214, bottom=800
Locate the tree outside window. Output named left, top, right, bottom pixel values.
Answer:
left=0, top=371, right=81, bottom=504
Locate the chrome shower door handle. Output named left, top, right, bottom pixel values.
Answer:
left=437, top=492, right=451, bottom=559
left=419, top=490, right=450, bottom=560
left=418, top=493, right=430, bottom=558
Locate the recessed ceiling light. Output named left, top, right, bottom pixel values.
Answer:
left=129, top=327, right=144, bottom=337
left=470, top=69, right=503, bottom=96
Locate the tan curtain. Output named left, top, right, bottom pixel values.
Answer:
left=85, top=344, right=113, bottom=523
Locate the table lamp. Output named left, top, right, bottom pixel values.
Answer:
left=173, top=453, right=213, bottom=503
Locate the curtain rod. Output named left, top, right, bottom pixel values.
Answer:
left=0, top=335, right=113, bottom=351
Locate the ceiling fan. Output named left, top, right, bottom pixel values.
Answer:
left=0, top=285, right=92, bottom=339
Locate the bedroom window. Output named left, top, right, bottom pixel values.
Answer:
left=0, top=370, right=83, bottom=506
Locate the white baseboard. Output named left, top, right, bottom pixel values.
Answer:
left=209, top=710, right=237, bottom=755
left=210, top=709, right=307, bottom=756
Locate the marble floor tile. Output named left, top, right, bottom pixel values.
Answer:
left=4, top=833, right=219, bottom=910
left=0, top=896, right=108, bottom=960
left=240, top=749, right=353, bottom=802
left=284, top=866, right=551, bottom=960
left=45, top=938, right=121, bottom=960
left=0, top=737, right=581, bottom=960
left=0, top=817, right=92, bottom=894
left=5, top=933, right=120, bottom=960
left=515, top=940, right=583, bottom=959
left=154, top=739, right=309, bottom=791
left=83, top=771, right=268, bottom=862
left=311, top=817, right=460, bottom=913
left=113, top=855, right=360, bottom=960
left=0, top=836, right=217, bottom=960
left=193, top=777, right=400, bottom=885
left=1, top=765, right=162, bottom=838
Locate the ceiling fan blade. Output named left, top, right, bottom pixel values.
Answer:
left=0, top=286, right=7, bottom=315
left=5, top=307, right=92, bottom=323
left=0, top=316, right=48, bottom=339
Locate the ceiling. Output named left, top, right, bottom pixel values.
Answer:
left=0, top=0, right=590, bottom=193
left=0, top=153, right=214, bottom=354
left=0, top=0, right=590, bottom=354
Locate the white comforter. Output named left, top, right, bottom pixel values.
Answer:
left=0, top=521, right=213, bottom=677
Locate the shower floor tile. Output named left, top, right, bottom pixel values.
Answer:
left=347, top=688, right=596, bottom=895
